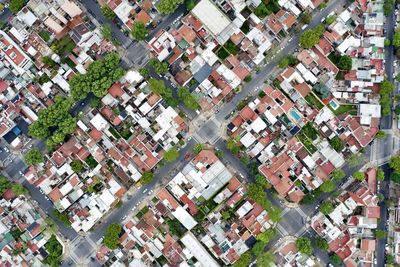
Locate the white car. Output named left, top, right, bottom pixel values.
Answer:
left=143, top=189, right=148, bottom=194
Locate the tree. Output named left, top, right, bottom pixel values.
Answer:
left=139, top=68, right=149, bottom=79
left=226, top=138, right=241, bottom=155
left=320, top=201, right=334, bottom=215
left=296, top=237, right=313, bottom=255
left=254, top=3, right=270, bottom=19
left=11, top=183, right=27, bottom=195
left=149, top=59, right=169, bottom=75
left=330, top=254, right=342, bottom=265
left=244, top=75, right=252, bottom=82
left=163, top=147, right=179, bottom=161
left=44, top=235, right=63, bottom=267
left=353, top=171, right=365, bottom=181
left=90, top=97, right=101, bottom=109
left=70, top=52, right=125, bottom=100
left=185, top=0, right=195, bottom=10
left=101, top=24, right=113, bottom=40
left=348, top=153, right=364, bottom=167
left=320, top=180, right=336, bottom=193
left=300, top=12, right=312, bottom=24
left=300, top=29, right=321, bottom=49
left=315, top=237, right=329, bottom=250
left=0, top=176, right=11, bottom=194
left=51, top=210, right=71, bottom=226
left=376, top=130, right=386, bottom=139
left=313, top=83, right=330, bottom=99
left=131, top=21, right=148, bottom=41
left=103, top=223, right=122, bottom=249
left=375, top=229, right=387, bottom=239
left=141, top=171, right=154, bottom=185
left=384, top=0, right=395, bottom=16
left=157, top=0, right=184, bottom=14
left=193, top=144, right=204, bottom=154
left=329, top=136, right=345, bottom=152
left=377, top=168, right=385, bottom=181
left=390, top=155, right=400, bottom=173
left=101, top=5, right=116, bottom=20
left=178, top=87, right=200, bottom=110
left=0, top=4, right=4, bottom=12
left=251, top=241, right=266, bottom=257
left=28, top=121, right=50, bottom=139
left=71, top=160, right=83, bottom=173
left=255, top=174, right=269, bottom=188
left=338, top=55, right=352, bottom=71
left=325, top=15, right=336, bottom=25
left=24, top=148, right=44, bottom=165
left=385, top=38, right=391, bottom=46
left=256, top=251, right=275, bottom=267
left=257, top=229, right=277, bottom=244
left=331, top=169, right=345, bottom=181
left=9, top=0, right=25, bottom=13
left=391, top=172, right=400, bottom=183
left=42, top=56, right=58, bottom=70
left=233, top=251, right=251, bottom=267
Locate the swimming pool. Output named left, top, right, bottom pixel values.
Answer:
left=329, top=99, right=339, bottom=110
left=290, top=109, right=302, bottom=122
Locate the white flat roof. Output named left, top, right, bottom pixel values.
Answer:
left=192, top=0, right=230, bottom=36
left=181, top=232, right=220, bottom=267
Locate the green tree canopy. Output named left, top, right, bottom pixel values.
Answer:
left=251, top=241, right=266, bottom=257
left=376, top=130, right=387, bottom=139
left=320, top=180, right=336, bottom=193
left=149, top=59, right=169, bottom=75
left=9, top=0, right=25, bottom=13
left=101, top=24, right=113, bottom=40
left=375, top=229, right=387, bottom=239
left=315, top=237, right=329, bottom=250
left=141, top=171, right=154, bottom=185
left=157, top=0, right=184, bottom=14
left=24, top=148, right=44, bottom=165
left=256, top=251, right=275, bottom=267
left=256, top=228, right=276, bottom=244
left=300, top=28, right=322, bottom=49
left=101, top=5, right=116, bottom=20
left=71, top=160, right=83, bottom=173
left=331, top=169, right=345, bottom=181
left=300, top=12, right=312, bottom=24
left=178, top=87, right=200, bottom=110
left=377, top=168, right=385, bottom=181
left=390, top=155, right=400, bottom=173
left=338, top=55, right=352, bottom=70
left=329, top=136, right=345, bottom=151
left=320, top=201, right=334, bottom=215
left=131, top=21, right=148, bottom=41
left=330, top=254, right=342, bottom=265
left=11, top=183, right=27, bottom=195
left=0, top=176, right=11, bottom=195
left=296, top=237, right=313, bottom=255
left=70, top=52, right=125, bottom=100
left=233, top=251, right=251, bottom=267
left=43, top=235, right=63, bottom=267
left=103, top=223, right=122, bottom=249
left=163, top=147, right=179, bottom=161
left=353, top=171, right=365, bottom=181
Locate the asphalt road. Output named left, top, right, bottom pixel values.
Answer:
left=0, top=8, right=11, bottom=22
left=381, top=8, right=396, bottom=129
left=208, top=0, right=348, bottom=140
left=376, top=163, right=391, bottom=267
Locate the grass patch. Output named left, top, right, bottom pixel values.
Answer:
left=297, top=133, right=317, bottom=154
left=85, top=155, right=98, bottom=169
left=61, top=57, right=76, bottom=68
left=241, top=21, right=250, bottom=34
left=329, top=104, right=357, bottom=116
left=224, top=40, right=240, bottom=55
left=216, top=46, right=230, bottom=60
left=305, top=93, right=324, bottom=109
left=136, top=206, right=149, bottom=219
left=39, top=30, right=51, bottom=42
left=108, top=127, right=121, bottom=139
